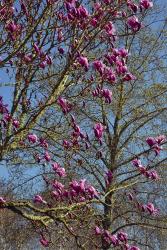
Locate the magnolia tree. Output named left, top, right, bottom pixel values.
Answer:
left=0, top=0, right=167, bottom=249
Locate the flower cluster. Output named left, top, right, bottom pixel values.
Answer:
left=77, top=55, right=89, bottom=71
left=139, top=202, right=159, bottom=215
left=33, top=43, right=53, bottom=69
left=94, top=123, right=104, bottom=144
left=140, top=0, right=153, bottom=10
left=93, top=48, right=136, bottom=84
left=40, top=235, right=49, bottom=247
left=5, top=20, right=22, bottom=41
left=92, top=85, right=112, bottom=104
left=146, top=135, right=166, bottom=155
left=0, top=97, right=19, bottom=132
left=57, top=97, right=72, bottom=114
left=33, top=178, right=98, bottom=205
left=52, top=163, right=66, bottom=178
left=126, top=0, right=153, bottom=32
left=128, top=193, right=159, bottom=216
left=62, top=116, right=90, bottom=151
left=132, top=159, right=159, bottom=180
left=33, top=195, right=47, bottom=204
left=27, top=130, right=97, bottom=206
left=65, top=2, right=89, bottom=22
left=95, top=227, right=140, bottom=250
left=26, top=133, right=51, bottom=162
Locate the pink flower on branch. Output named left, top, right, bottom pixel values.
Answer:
left=33, top=195, right=47, bottom=204
left=27, top=134, right=38, bottom=144
left=44, top=152, right=51, bottom=162
left=127, top=0, right=139, bottom=13
left=127, top=16, right=141, bottom=32
left=77, top=55, right=89, bottom=71
left=140, top=0, right=153, bottom=10
left=146, top=135, right=166, bottom=155
left=94, top=123, right=104, bottom=144
left=40, top=235, right=49, bottom=247
left=0, top=197, right=6, bottom=203
left=52, top=163, right=66, bottom=177
left=57, top=97, right=72, bottom=114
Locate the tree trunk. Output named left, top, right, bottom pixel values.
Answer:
left=102, top=193, right=112, bottom=250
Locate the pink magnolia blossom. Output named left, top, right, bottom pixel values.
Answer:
left=78, top=5, right=89, bottom=18
left=4, top=113, right=11, bottom=122
left=52, top=163, right=60, bottom=171
left=139, top=166, right=147, bottom=175
left=127, top=0, right=138, bottom=13
left=39, top=138, right=48, bottom=148
left=127, top=16, right=141, bottom=32
left=44, top=152, right=51, bottom=162
left=39, top=61, right=47, bottom=69
left=148, top=170, right=159, bottom=180
left=12, top=119, right=19, bottom=128
left=116, top=61, right=128, bottom=75
left=140, top=0, right=153, bottom=10
left=122, top=11, right=127, bottom=18
left=104, top=67, right=116, bottom=83
left=70, top=180, right=81, bottom=194
left=46, top=55, right=53, bottom=65
left=94, top=123, right=104, bottom=143
left=86, top=185, right=98, bottom=198
left=156, top=135, right=166, bottom=144
left=27, top=134, right=38, bottom=143
left=146, top=135, right=166, bottom=155
left=33, top=195, right=46, bottom=204
left=132, top=158, right=142, bottom=168
left=95, top=226, right=102, bottom=235
left=78, top=56, right=89, bottom=71
left=56, top=167, right=66, bottom=178
left=52, top=180, right=64, bottom=193
left=146, top=137, right=157, bottom=147
left=105, top=53, right=117, bottom=64
left=40, top=236, right=49, bottom=247
left=58, top=47, right=64, bottom=54
left=33, top=44, right=40, bottom=54
left=63, top=139, right=71, bottom=149
left=153, top=145, right=163, bottom=155
left=93, top=60, right=105, bottom=75
left=79, top=179, right=86, bottom=192
left=102, top=89, right=112, bottom=103
left=146, top=203, right=158, bottom=215
left=0, top=197, right=6, bottom=203
left=119, top=48, right=129, bottom=58
left=123, top=72, right=136, bottom=81
left=90, top=18, right=98, bottom=27
left=110, top=235, right=119, bottom=246
left=117, top=231, right=128, bottom=242
left=57, top=97, right=72, bottom=114
left=104, top=21, right=116, bottom=36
